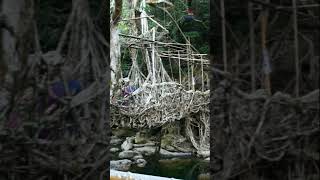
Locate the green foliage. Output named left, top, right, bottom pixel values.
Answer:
left=199, top=45, right=209, bottom=54
left=118, top=23, right=130, bottom=34
left=120, top=49, right=132, bottom=77
left=185, top=31, right=200, bottom=39
left=117, top=0, right=132, bottom=34
left=117, top=0, right=209, bottom=80
left=147, top=0, right=209, bottom=53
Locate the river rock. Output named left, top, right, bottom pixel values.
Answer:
left=197, top=173, right=210, bottom=180
left=110, top=136, right=122, bottom=145
left=163, top=145, right=177, bottom=152
left=133, top=142, right=156, bottom=148
left=134, top=146, right=156, bottom=156
left=197, top=150, right=210, bottom=158
left=110, top=159, right=132, bottom=171
left=136, top=159, right=147, bottom=168
left=132, top=154, right=144, bottom=160
left=121, top=137, right=134, bottom=151
left=160, top=148, right=192, bottom=157
left=118, top=150, right=140, bottom=159
left=110, top=147, right=120, bottom=153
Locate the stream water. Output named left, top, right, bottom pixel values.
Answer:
left=130, top=156, right=209, bottom=180
left=111, top=153, right=209, bottom=179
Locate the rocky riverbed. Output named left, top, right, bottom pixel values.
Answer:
left=110, top=128, right=210, bottom=176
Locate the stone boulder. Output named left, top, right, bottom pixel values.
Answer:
left=133, top=142, right=156, bottom=148
left=136, top=159, right=147, bottom=168
left=118, top=150, right=140, bottom=159
left=111, top=136, right=122, bottom=146
left=132, top=154, right=144, bottom=160
left=160, top=148, right=192, bottom=158
left=134, top=146, right=156, bottom=156
left=121, top=137, right=134, bottom=151
left=197, top=150, right=210, bottom=158
left=110, top=159, right=132, bottom=171
left=110, top=147, right=120, bottom=153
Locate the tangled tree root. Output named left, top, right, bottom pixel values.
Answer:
left=0, top=0, right=109, bottom=179
left=211, top=80, right=319, bottom=179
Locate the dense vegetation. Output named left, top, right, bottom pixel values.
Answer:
left=117, top=0, right=209, bottom=78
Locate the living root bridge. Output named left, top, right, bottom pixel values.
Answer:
left=111, top=82, right=209, bottom=128
left=111, top=82, right=210, bottom=154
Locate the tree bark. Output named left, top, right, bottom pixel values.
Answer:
left=110, top=0, right=122, bottom=96
left=112, top=0, right=122, bottom=25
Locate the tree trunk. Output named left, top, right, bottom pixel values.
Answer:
left=112, top=0, right=122, bottom=25
left=110, top=0, right=122, bottom=96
